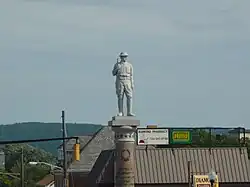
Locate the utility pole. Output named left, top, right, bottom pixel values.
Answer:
left=21, top=147, right=24, bottom=187
left=188, top=160, right=191, bottom=187
left=62, top=111, right=67, bottom=187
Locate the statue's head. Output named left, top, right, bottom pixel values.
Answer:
left=119, top=52, right=128, bottom=62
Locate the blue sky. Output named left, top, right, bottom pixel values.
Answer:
left=0, top=0, right=249, bottom=128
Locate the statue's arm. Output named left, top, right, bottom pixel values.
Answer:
left=130, top=64, right=134, bottom=88
left=112, top=63, right=118, bottom=76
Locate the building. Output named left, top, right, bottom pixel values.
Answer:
left=90, top=147, right=250, bottom=186
left=54, top=126, right=250, bottom=187
left=55, top=126, right=114, bottom=186
left=36, top=174, right=54, bottom=187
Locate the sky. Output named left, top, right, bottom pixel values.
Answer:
left=0, top=0, right=249, bottom=128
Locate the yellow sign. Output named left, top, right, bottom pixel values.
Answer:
left=170, top=130, right=192, bottom=144
left=173, top=131, right=189, bottom=139
left=193, top=175, right=219, bottom=187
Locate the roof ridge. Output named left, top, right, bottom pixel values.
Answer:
left=68, top=126, right=105, bottom=167
left=79, top=126, right=104, bottom=152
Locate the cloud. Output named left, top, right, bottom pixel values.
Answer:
left=1, top=0, right=250, bottom=55
left=1, top=0, right=250, bottom=67
left=0, top=0, right=249, bottom=126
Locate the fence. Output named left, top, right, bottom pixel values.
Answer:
left=156, top=127, right=248, bottom=148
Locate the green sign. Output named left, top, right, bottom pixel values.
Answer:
left=170, top=129, right=192, bottom=144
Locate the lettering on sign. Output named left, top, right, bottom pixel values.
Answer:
left=137, top=128, right=169, bottom=145
left=193, top=175, right=219, bottom=187
left=173, top=132, right=189, bottom=139
left=170, top=130, right=192, bottom=144
left=196, top=178, right=209, bottom=183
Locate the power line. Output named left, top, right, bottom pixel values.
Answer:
left=0, top=136, right=78, bottom=145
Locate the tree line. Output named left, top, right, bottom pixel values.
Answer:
left=0, top=144, right=56, bottom=187
left=158, top=129, right=250, bottom=158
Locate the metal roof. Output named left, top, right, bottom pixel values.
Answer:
left=95, top=147, right=250, bottom=184
left=135, top=147, right=250, bottom=183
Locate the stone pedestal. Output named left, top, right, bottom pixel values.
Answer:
left=109, top=116, right=140, bottom=187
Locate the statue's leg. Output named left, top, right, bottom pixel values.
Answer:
left=118, top=94, right=124, bottom=116
left=127, top=97, right=134, bottom=116
left=116, top=81, right=124, bottom=116
left=124, top=81, right=134, bottom=116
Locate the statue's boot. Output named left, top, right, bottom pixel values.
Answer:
left=127, top=97, right=135, bottom=116
left=117, top=97, right=123, bottom=116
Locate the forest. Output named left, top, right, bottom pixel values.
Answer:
left=0, top=144, right=56, bottom=187
left=0, top=122, right=102, bottom=155
left=158, top=128, right=250, bottom=158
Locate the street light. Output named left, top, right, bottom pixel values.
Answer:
left=208, top=170, right=217, bottom=187
left=29, top=161, right=63, bottom=171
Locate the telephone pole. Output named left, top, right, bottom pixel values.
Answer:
left=21, top=147, right=24, bottom=187
left=62, top=111, right=67, bottom=187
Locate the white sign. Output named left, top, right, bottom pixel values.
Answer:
left=137, top=128, right=169, bottom=145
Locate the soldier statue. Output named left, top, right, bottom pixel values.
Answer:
left=112, top=52, right=135, bottom=116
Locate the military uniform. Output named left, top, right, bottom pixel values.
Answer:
left=112, top=52, right=135, bottom=116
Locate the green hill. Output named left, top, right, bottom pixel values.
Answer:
left=0, top=122, right=102, bottom=155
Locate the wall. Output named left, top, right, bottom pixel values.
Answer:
left=68, top=172, right=89, bottom=187
left=54, top=172, right=64, bottom=187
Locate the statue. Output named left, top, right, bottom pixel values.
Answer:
left=112, top=52, right=135, bottom=116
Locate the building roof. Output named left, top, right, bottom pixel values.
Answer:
left=94, top=147, right=250, bottom=184
left=68, top=126, right=115, bottom=172
left=58, top=135, right=92, bottom=151
left=36, top=174, right=54, bottom=186
left=135, top=147, right=250, bottom=183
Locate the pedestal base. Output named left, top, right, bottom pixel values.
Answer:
left=108, top=116, right=140, bottom=127
left=115, top=141, right=135, bottom=187
left=109, top=116, right=140, bottom=187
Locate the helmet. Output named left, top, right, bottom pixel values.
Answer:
left=119, top=52, right=128, bottom=57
